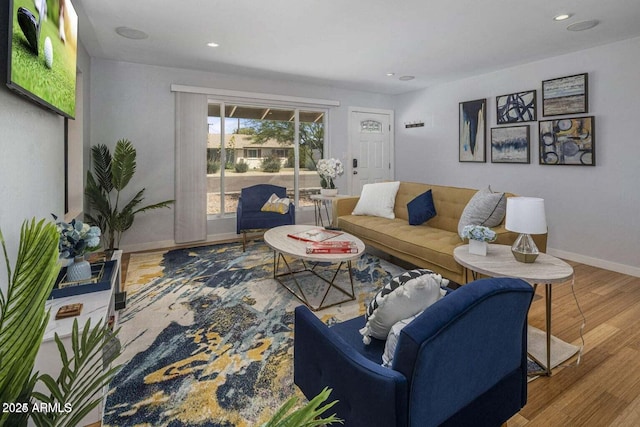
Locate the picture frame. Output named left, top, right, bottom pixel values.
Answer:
left=539, top=116, right=595, bottom=166
left=542, top=73, right=588, bottom=116
left=459, top=98, right=486, bottom=162
left=496, top=90, right=536, bottom=124
left=491, top=125, right=530, bottom=164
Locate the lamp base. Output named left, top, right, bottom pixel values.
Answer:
left=511, top=233, right=539, bottom=263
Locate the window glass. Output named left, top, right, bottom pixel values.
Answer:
left=207, top=104, right=325, bottom=215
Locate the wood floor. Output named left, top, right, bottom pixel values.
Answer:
left=510, top=261, right=640, bottom=426
left=119, top=250, right=640, bottom=426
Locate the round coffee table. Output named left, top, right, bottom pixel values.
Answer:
left=264, top=225, right=365, bottom=311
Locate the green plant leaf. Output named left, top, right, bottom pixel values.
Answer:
left=111, top=139, right=137, bottom=191
left=261, top=387, right=342, bottom=427
left=90, top=144, right=114, bottom=193
left=0, top=219, right=60, bottom=427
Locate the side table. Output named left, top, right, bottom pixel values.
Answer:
left=454, top=244, right=574, bottom=376
left=310, top=194, right=349, bottom=227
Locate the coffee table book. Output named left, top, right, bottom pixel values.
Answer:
left=287, top=228, right=343, bottom=242
left=306, top=241, right=358, bottom=254
left=49, top=260, right=117, bottom=300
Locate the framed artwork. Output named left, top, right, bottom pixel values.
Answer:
left=539, top=116, right=595, bottom=166
left=496, top=90, right=536, bottom=123
left=491, top=125, right=530, bottom=164
left=459, top=98, right=486, bottom=162
left=542, top=73, right=588, bottom=116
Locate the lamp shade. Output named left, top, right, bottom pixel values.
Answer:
left=505, top=197, right=547, bottom=234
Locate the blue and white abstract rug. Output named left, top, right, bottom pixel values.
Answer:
left=103, top=241, right=403, bottom=426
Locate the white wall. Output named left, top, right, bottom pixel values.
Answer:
left=89, top=59, right=393, bottom=250
left=393, top=36, right=640, bottom=276
left=0, top=33, right=91, bottom=295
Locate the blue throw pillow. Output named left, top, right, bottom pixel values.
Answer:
left=407, top=190, right=436, bottom=225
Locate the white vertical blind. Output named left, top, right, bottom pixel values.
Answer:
left=175, top=92, right=207, bottom=243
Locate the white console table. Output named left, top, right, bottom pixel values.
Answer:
left=32, top=250, right=123, bottom=426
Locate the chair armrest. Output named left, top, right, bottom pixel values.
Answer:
left=288, top=202, right=296, bottom=224
left=294, top=306, right=408, bottom=427
left=236, top=196, right=244, bottom=234
left=334, top=197, right=360, bottom=217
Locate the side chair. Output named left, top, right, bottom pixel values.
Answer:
left=294, top=277, right=534, bottom=427
left=236, top=184, right=295, bottom=250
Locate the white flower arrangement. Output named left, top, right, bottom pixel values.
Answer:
left=316, top=158, right=344, bottom=189
left=462, top=225, right=497, bottom=242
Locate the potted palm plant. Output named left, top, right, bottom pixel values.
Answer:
left=85, top=139, right=174, bottom=251
left=0, top=219, right=121, bottom=427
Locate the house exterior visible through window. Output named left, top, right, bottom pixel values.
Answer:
left=207, top=102, right=327, bottom=215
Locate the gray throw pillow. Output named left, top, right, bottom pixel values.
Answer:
left=457, top=186, right=506, bottom=239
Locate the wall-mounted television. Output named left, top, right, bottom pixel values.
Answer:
left=6, top=0, right=78, bottom=119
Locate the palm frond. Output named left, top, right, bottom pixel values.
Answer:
left=90, top=144, right=113, bottom=192
left=111, top=139, right=137, bottom=191
left=31, top=319, right=122, bottom=427
left=0, top=219, right=60, bottom=426
left=261, top=387, right=342, bottom=427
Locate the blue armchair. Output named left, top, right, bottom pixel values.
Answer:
left=236, top=184, right=295, bottom=250
left=294, top=277, right=534, bottom=427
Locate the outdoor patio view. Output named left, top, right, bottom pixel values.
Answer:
left=207, top=103, right=325, bottom=215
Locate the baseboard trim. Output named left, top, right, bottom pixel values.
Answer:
left=547, top=247, right=640, bottom=278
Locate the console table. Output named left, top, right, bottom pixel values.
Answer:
left=32, top=250, right=123, bottom=426
left=454, top=244, right=574, bottom=376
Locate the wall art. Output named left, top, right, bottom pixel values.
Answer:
left=459, top=98, right=486, bottom=162
left=491, top=125, right=530, bottom=164
left=496, top=90, right=536, bottom=123
left=542, top=73, right=588, bottom=116
left=539, top=116, right=595, bottom=166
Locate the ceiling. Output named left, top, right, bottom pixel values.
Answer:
left=73, top=0, right=640, bottom=95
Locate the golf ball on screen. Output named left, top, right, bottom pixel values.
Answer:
left=44, top=37, right=53, bottom=69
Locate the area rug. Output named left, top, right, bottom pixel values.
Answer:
left=103, top=241, right=404, bottom=427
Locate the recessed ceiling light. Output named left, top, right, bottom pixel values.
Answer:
left=554, top=14, right=571, bottom=21
left=207, top=42, right=220, bottom=47
left=399, top=75, right=415, bottom=81
left=386, top=72, right=395, bottom=77
left=115, top=26, right=148, bottom=40
left=567, top=20, right=599, bottom=31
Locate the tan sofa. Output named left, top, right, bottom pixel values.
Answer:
left=335, top=182, right=547, bottom=284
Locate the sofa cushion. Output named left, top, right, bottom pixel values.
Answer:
left=360, top=269, right=447, bottom=343
left=352, top=181, right=400, bottom=219
left=339, top=215, right=466, bottom=275
left=407, top=190, right=437, bottom=225
left=457, top=186, right=506, bottom=239
left=261, top=193, right=290, bottom=214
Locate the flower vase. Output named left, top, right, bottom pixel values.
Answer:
left=468, top=239, right=488, bottom=256
left=320, top=188, right=338, bottom=197
left=66, top=255, right=92, bottom=282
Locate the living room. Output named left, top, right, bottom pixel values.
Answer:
left=1, top=1, right=639, bottom=426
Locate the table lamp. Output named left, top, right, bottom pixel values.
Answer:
left=505, top=197, right=547, bottom=263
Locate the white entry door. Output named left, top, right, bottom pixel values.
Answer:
left=349, top=109, right=393, bottom=196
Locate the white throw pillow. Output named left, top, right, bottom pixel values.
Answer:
left=359, top=269, right=448, bottom=344
left=352, top=181, right=401, bottom=219
left=457, top=186, right=506, bottom=239
left=382, top=311, right=423, bottom=368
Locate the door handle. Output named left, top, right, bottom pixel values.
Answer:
left=353, top=171, right=358, bottom=175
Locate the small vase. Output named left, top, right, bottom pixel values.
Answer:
left=320, top=188, right=338, bottom=197
left=468, top=239, right=488, bottom=256
left=66, top=255, right=92, bottom=282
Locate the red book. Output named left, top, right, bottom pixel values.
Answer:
left=306, top=246, right=359, bottom=254
left=306, top=241, right=358, bottom=254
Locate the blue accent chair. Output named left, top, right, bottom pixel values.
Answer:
left=294, top=277, right=534, bottom=427
left=236, top=184, right=295, bottom=250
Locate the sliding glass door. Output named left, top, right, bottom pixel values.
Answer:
left=207, top=102, right=326, bottom=216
